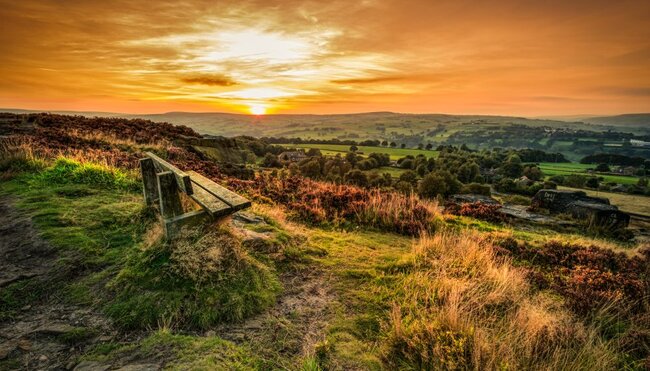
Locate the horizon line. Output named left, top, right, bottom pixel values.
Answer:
left=2, top=107, right=648, bottom=120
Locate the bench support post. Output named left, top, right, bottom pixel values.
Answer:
left=157, top=171, right=183, bottom=220
left=140, top=158, right=159, bottom=206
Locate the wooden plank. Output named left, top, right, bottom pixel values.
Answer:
left=164, top=210, right=211, bottom=239
left=145, top=151, right=193, bottom=195
left=139, top=158, right=159, bottom=206
left=186, top=170, right=251, bottom=211
left=190, top=185, right=232, bottom=217
left=157, top=171, right=183, bottom=219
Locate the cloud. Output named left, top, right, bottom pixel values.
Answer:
left=180, top=74, right=238, bottom=86
left=331, top=76, right=405, bottom=84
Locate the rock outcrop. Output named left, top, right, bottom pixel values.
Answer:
left=531, top=189, right=630, bottom=230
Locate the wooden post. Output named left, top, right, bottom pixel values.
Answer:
left=140, top=158, right=159, bottom=206
left=157, top=171, right=183, bottom=220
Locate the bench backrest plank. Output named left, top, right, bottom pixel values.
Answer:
left=145, top=152, right=193, bottom=195
left=187, top=170, right=251, bottom=211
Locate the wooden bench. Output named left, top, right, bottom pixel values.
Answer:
left=140, top=152, right=251, bottom=238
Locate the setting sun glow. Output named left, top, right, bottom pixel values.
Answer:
left=249, top=104, right=266, bottom=115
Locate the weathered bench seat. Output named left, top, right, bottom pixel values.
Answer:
left=140, top=152, right=251, bottom=238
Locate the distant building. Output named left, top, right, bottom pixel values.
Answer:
left=515, top=176, right=534, bottom=187
left=630, top=139, right=650, bottom=147
left=278, top=151, right=307, bottom=162
left=622, top=166, right=636, bottom=175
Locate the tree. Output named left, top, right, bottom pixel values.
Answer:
left=418, top=143, right=424, bottom=150
left=345, top=152, right=358, bottom=166
left=416, top=164, right=429, bottom=177
left=381, top=140, right=388, bottom=147
left=523, top=165, right=543, bottom=181
left=390, top=142, right=397, bottom=148
left=585, top=177, right=599, bottom=189
left=501, top=154, right=524, bottom=178
left=350, top=145, right=358, bottom=152
left=300, top=159, right=322, bottom=178
left=262, top=153, right=282, bottom=168
left=595, top=163, right=610, bottom=172
left=306, top=148, right=322, bottom=157
left=417, top=170, right=461, bottom=198
left=400, top=143, right=406, bottom=149
left=344, top=169, right=368, bottom=187
left=399, top=170, right=418, bottom=185
left=425, top=143, right=433, bottom=150
left=457, top=162, right=480, bottom=183
left=399, top=158, right=414, bottom=169
left=418, top=172, right=447, bottom=199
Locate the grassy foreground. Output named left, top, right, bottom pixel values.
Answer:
left=0, top=156, right=647, bottom=369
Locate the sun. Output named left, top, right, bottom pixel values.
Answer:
left=249, top=104, right=266, bottom=115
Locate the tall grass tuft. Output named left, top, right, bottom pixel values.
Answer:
left=383, top=231, right=618, bottom=370
left=354, top=190, right=442, bottom=235
left=0, top=137, right=47, bottom=177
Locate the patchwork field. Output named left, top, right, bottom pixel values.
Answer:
left=283, top=143, right=438, bottom=161
left=537, top=162, right=641, bottom=185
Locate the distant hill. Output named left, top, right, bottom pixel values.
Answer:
left=3, top=109, right=649, bottom=139
left=581, top=113, right=650, bottom=127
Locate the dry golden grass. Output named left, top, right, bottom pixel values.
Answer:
left=66, top=128, right=171, bottom=151
left=354, top=190, right=443, bottom=235
left=384, top=230, right=618, bottom=370
left=171, top=225, right=247, bottom=284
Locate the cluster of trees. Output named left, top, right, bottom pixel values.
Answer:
left=581, top=153, right=649, bottom=167
left=259, top=144, right=556, bottom=200
left=255, top=140, right=650, bottom=199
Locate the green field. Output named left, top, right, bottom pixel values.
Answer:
left=558, top=186, right=650, bottom=216
left=373, top=166, right=410, bottom=178
left=284, top=143, right=438, bottom=160
left=537, top=162, right=640, bottom=185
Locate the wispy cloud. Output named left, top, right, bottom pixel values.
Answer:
left=180, top=74, right=238, bottom=86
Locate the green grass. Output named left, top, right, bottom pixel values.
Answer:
left=1, top=156, right=641, bottom=369
left=371, top=166, right=410, bottom=178
left=283, top=143, right=438, bottom=161
left=536, top=162, right=640, bottom=185
left=0, top=158, right=281, bottom=331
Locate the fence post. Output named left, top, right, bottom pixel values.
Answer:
left=157, top=171, right=183, bottom=220
left=140, top=158, right=159, bottom=206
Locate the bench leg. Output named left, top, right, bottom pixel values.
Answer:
left=140, top=158, right=159, bottom=206
left=157, top=171, right=184, bottom=219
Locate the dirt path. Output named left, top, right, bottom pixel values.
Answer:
left=216, top=213, right=336, bottom=362
left=0, top=197, right=120, bottom=370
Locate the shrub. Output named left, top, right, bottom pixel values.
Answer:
left=495, top=239, right=649, bottom=317
left=460, top=182, right=491, bottom=196
left=447, top=201, right=505, bottom=222
left=262, top=153, right=282, bottom=168
left=418, top=170, right=461, bottom=199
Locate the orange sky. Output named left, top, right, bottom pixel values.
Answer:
left=0, top=0, right=648, bottom=116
